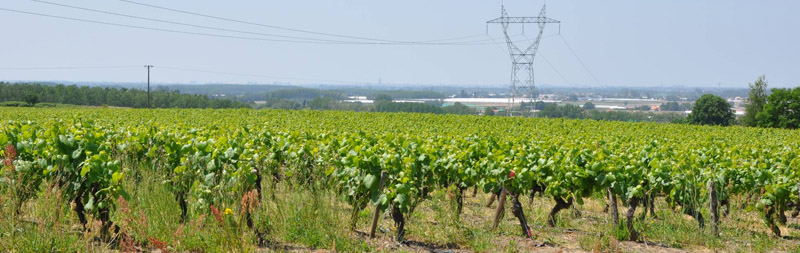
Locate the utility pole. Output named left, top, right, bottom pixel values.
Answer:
left=144, top=65, right=153, bottom=108
left=487, top=4, right=560, bottom=116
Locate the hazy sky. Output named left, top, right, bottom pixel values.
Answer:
left=1, top=0, right=798, bottom=88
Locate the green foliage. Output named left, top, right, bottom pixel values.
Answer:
left=308, top=97, right=337, bottom=110
left=360, top=90, right=444, bottom=100
left=484, top=106, right=496, bottom=116
left=258, top=99, right=301, bottom=110
left=566, top=94, right=579, bottom=102
left=23, top=94, right=39, bottom=106
left=375, top=101, right=443, bottom=114
left=2, top=107, right=800, bottom=248
left=688, top=94, right=735, bottom=126
left=0, top=101, right=31, bottom=107
left=743, top=75, right=768, bottom=127
left=538, top=104, right=584, bottom=119
left=373, top=94, right=393, bottom=103
left=660, top=101, right=691, bottom=111
left=583, top=102, right=596, bottom=110
left=267, top=88, right=344, bottom=101
left=584, top=110, right=685, bottom=123
left=520, top=101, right=547, bottom=111
left=442, top=102, right=476, bottom=115
left=756, top=87, right=800, bottom=129
left=0, top=83, right=247, bottom=109
left=532, top=104, right=685, bottom=123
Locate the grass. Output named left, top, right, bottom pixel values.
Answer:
left=3, top=166, right=800, bottom=252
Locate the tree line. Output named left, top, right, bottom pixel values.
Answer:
left=682, top=75, right=798, bottom=129
left=524, top=103, right=686, bottom=123
left=742, top=76, right=800, bottom=129
left=0, top=82, right=248, bottom=109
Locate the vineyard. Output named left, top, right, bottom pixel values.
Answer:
left=1, top=107, right=800, bottom=251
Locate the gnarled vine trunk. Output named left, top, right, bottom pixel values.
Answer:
left=765, top=205, right=781, bottom=237
left=548, top=196, right=573, bottom=227
left=626, top=197, right=640, bottom=241
left=510, top=193, right=531, bottom=238
left=456, top=186, right=465, bottom=216
left=178, top=194, right=188, bottom=223
left=391, top=204, right=405, bottom=242
left=682, top=205, right=705, bottom=229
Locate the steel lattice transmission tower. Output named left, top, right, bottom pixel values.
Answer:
left=487, top=4, right=560, bottom=115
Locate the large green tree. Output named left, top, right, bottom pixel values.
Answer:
left=688, top=94, right=735, bottom=126
left=756, top=87, right=800, bottom=129
left=743, top=75, right=768, bottom=126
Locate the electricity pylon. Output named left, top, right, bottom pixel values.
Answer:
left=487, top=4, right=560, bottom=116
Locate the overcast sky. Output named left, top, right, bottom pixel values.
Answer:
left=1, top=0, right=798, bottom=88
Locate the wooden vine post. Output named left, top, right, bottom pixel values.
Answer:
left=491, top=188, right=508, bottom=229
left=795, top=183, right=800, bottom=218
left=369, top=171, right=387, bottom=238
left=607, top=188, right=619, bottom=227
left=708, top=180, right=719, bottom=237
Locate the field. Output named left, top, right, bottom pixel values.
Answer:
left=1, top=108, right=800, bottom=252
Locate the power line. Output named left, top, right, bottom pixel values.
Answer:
left=538, top=52, right=576, bottom=89
left=518, top=34, right=580, bottom=89
left=1, top=7, right=513, bottom=46
left=485, top=34, right=510, bottom=57
left=29, top=0, right=354, bottom=44
left=558, top=34, right=606, bottom=88
left=157, top=66, right=367, bottom=85
left=117, top=0, right=494, bottom=44
left=31, top=0, right=503, bottom=45
left=0, top=66, right=140, bottom=70
left=0, top=8, right=349, bottom=44
left=0, top=64, right=372, bottom=84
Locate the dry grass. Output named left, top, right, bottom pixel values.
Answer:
left=3, top=172, right=800, bottom=252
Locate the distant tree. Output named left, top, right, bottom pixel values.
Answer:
left=637, top=105, right=651, bottom=111
left=262, top=98, right=301, bottom=110
left=743, top=75, right=768, bottom=127
left=267, top=88, right=344, bottom=101
left=374, top=94, right=393, bottom=103
left=688, top=94, right=735, bottom=126
left=534, top=101, right=547, bottom=110
left=520, top=101, right=547, bottom=111
left=566, top=94, right=579, bottom=102
left=484, top=106, right=497, bottom=116
left=539, top=104, right=584, bottom=119
left=375, top=102, right=442, bottom=114
left=308, top=97, right=336, bottom=110
left=660, top=101, right=692, bottom=111
left=443, top=102, right=475, bottom=115
left=660, top=101, right=679, bottom=111
left=23, top=94, right=39, bottom=106
left=583, top=102, right=596, bottom=110
left=756, top=87, right=800, bottom=129
left=0, top=83, right=247, bottom=109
